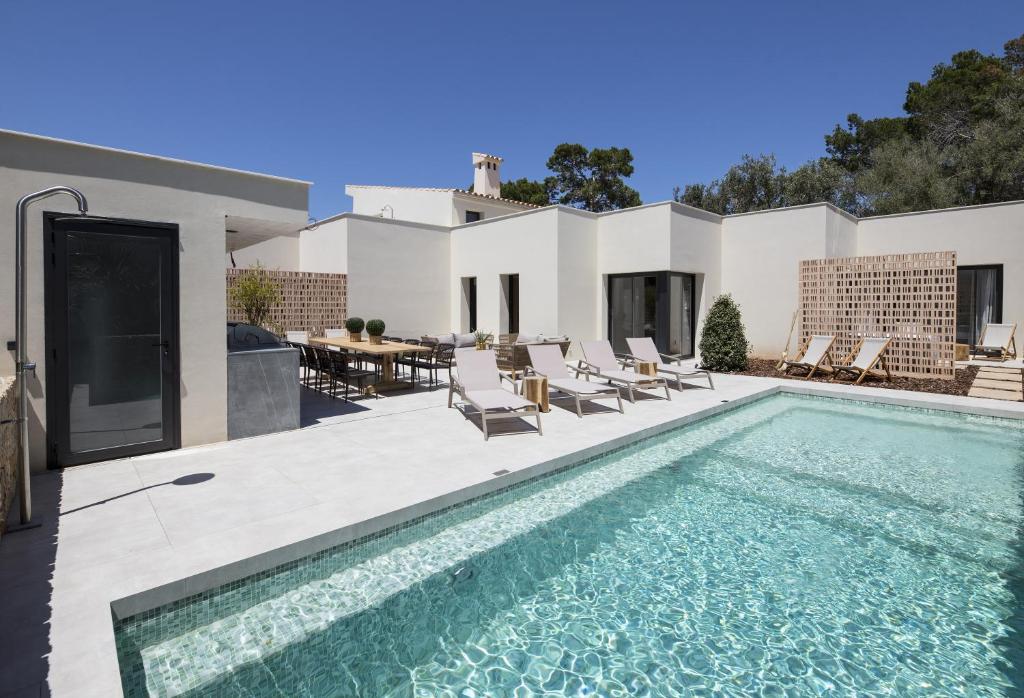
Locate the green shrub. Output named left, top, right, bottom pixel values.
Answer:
left=698, top=294, right=751, bottom=371
left=365, top=319, right=385, bottom=337
left=230, top=263, right=281, bottom=328
left=345, top=317, right=365, bottom=334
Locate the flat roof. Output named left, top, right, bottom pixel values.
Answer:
left=0, top=128, right=313, bottom=186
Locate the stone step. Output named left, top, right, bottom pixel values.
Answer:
left=977, top=370, right=1022, bottom=380
left=972, top=378, right=1024, bottom=391
left=968, top=386, right=1024, bottom=401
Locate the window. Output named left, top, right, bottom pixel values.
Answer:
left=465, top=211, right=482, bottom=223
left=957, top=265, right=1003, bottom=347
left=501, top=274, right=519, bottom=333
left=461, top=277, right=477, bottom=332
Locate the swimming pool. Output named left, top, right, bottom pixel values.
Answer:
left=115, top=394, right=1024, bottom=696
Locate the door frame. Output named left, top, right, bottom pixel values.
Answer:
left=957, top=264, right=1003, bottom=348
left=43, top=212, right=181, bottom=468
left=606, top=271, right=696, bottom=358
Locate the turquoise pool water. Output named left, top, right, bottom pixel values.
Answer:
left=116, top=395, right=1024, bottom=696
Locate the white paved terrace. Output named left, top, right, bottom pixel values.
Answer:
left=1, top=372, right=1023, bottom=697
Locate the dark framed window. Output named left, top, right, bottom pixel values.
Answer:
left=607, top=271, right=695, bottom=358
left=465, top=211, right=482, bottom=223
left=462, top=277, right=477, bottom=332
left=505, top=274, right=519, bottom=333
left=957, top=264, right=1003, bottom=347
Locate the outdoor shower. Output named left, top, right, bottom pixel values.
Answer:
left=10, top=186, right=89, bottom=525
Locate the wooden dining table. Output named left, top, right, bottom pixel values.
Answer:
left=308, top=337, right=432, bottom=393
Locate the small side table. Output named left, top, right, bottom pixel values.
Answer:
left=955, top=343, right=969, bottom=362
left=521, top=375, right=550, bottom=412
left=635, top=361, right=658, bottom=377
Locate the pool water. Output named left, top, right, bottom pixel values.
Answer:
left=116, top=395, right=1024, bottom=696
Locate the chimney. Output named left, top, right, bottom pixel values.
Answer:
left=472, top=152, right=502, bottom=198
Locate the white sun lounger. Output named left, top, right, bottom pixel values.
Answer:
left=625, top=337, right=714, bottom=390
left=832, top=336, right=892, bottom=385
left=448, top=348, right=542, bottom=440
left=525, top=344, right=624, bottom=418
left=779, top=335, right=835, bottom=379
left=974, top=323, right=1017, bottom=361
left=578, top=340, right=670, bottom=402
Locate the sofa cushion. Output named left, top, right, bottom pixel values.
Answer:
left=454, top=333, right=476, bottom=347
left=424, top=332, right=456, bottom=346
left=515, top=334, right=540, bottom=344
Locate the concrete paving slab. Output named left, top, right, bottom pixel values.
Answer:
left=2, top=374, right=1023, bottom=696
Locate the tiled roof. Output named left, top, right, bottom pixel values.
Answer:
left=346, top=184, right=543, bottom=208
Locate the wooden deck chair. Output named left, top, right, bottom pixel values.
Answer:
left=832, top=337, right=892, bottom=385
left=779, top=335, right=836, bottom=379
left=973, top=323, right=1017, bottom=362
left=448, top=348, right=542, bottom=440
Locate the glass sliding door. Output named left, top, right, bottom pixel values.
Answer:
left=608, top=274, right=657, bottom=354
left=608, top=272, right=695, bottom=358
left=45, top=215, right=180, bottom=467
left=957, top=265, right=1002, bottom=348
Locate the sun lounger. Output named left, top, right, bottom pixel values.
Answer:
left=525, top=344, right=624, bottom=417
left=625, top=337, right=714, bottom=390
left=448, top=348, right=542, bottom=440
left=831, top=337, right=892, bottom=385
left=973, top=323, right=1017, bottom=361
left=578, top=340, right=670, bottom=402
left=779, top=335, right=835, bottom=379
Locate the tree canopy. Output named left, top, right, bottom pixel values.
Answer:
left=494, top=143, right=642, bottom=212
left=677, top=34, right=1024, bottom=217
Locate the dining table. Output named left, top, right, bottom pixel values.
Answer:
left=308, top=336, right=432, bottom=393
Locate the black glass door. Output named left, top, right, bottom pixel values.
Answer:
left=957, top=265, right=1002, bottom=348
left=608, top=272, right=695, bottom=357
left=45, top=215, right=180, bottom=467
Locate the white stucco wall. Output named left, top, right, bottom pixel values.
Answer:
left=229, top=235, right=300, bottom=270
left=721, top=204, right=832, bottom=357
left=451, top=209, right=562, bottom=336
left=452, top=195, right=533, bottom=225
left=341, top=217, right=450, bottom=338
left=555, top=209, right=599, bottom=357
left=857, top=201, right=1024, bottom=332
left=0, top=131, right=308, bottom=471
left=669, top=204, right=723, bottom=357
left=346, top=186, right=455, bottom=226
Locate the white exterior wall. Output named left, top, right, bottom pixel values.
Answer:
left=342, top=217, right=450, bottom=338
left=346, top=186, right=455, bottom=226
left=452, top=195, right=531, bottom=225
left=0, top=132, right=308, bottom=471
left=555, top=210, right=600, bottom=357
left=857, top=201, right=1024, bottom=331
left=299, top=218, right=350, bottom=274
left=229, top=235, right=300, bottom=269
left=669, top=204, right=723, bottom=357
left=722, top=204, right=830, bottom=357
left=451, top=209, right=561, bottom=336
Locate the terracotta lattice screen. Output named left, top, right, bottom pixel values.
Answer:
left=799, top=252, right=957, bottom=379
left=226, top=268, right=347, bottom=335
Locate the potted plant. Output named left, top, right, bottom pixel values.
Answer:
left=366, top=319, right=386, bottom=345
left=229, top=263, right=281, bottom=330
left=346, top=316, right=365, bottom=342
left=474, top=331, right=492, bottom=350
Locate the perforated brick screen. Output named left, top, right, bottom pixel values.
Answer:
left=799, top=252, right=957, bottom=379
left=226, top=268, right=347, bottom=336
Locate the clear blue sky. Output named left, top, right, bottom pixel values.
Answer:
left=2, top=1, right=1022, bottom=219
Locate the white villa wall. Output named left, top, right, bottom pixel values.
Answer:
left=597, top=203, right=671, bottom=276
left=555, top=209, right=600, bottom=356
left=230, top=235, right=300, bottom=269
left=669, top=204, right=723, bottom=356
left=346, top=186, right=455, bottom=226
left=825, top=206, right=859, bottom=258
left=299, top=217, right=350, bottom=274
left=0, top=131, right=308, bottom=471
left=722, top=204, right=831, bottom=357
left=857, top=201, right=1024, bottom=331
left=452, top=194, right=532, bottom=225
left=451, top=209, right=561, bottom=336
left=343, top=217, right=450, bottom=338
